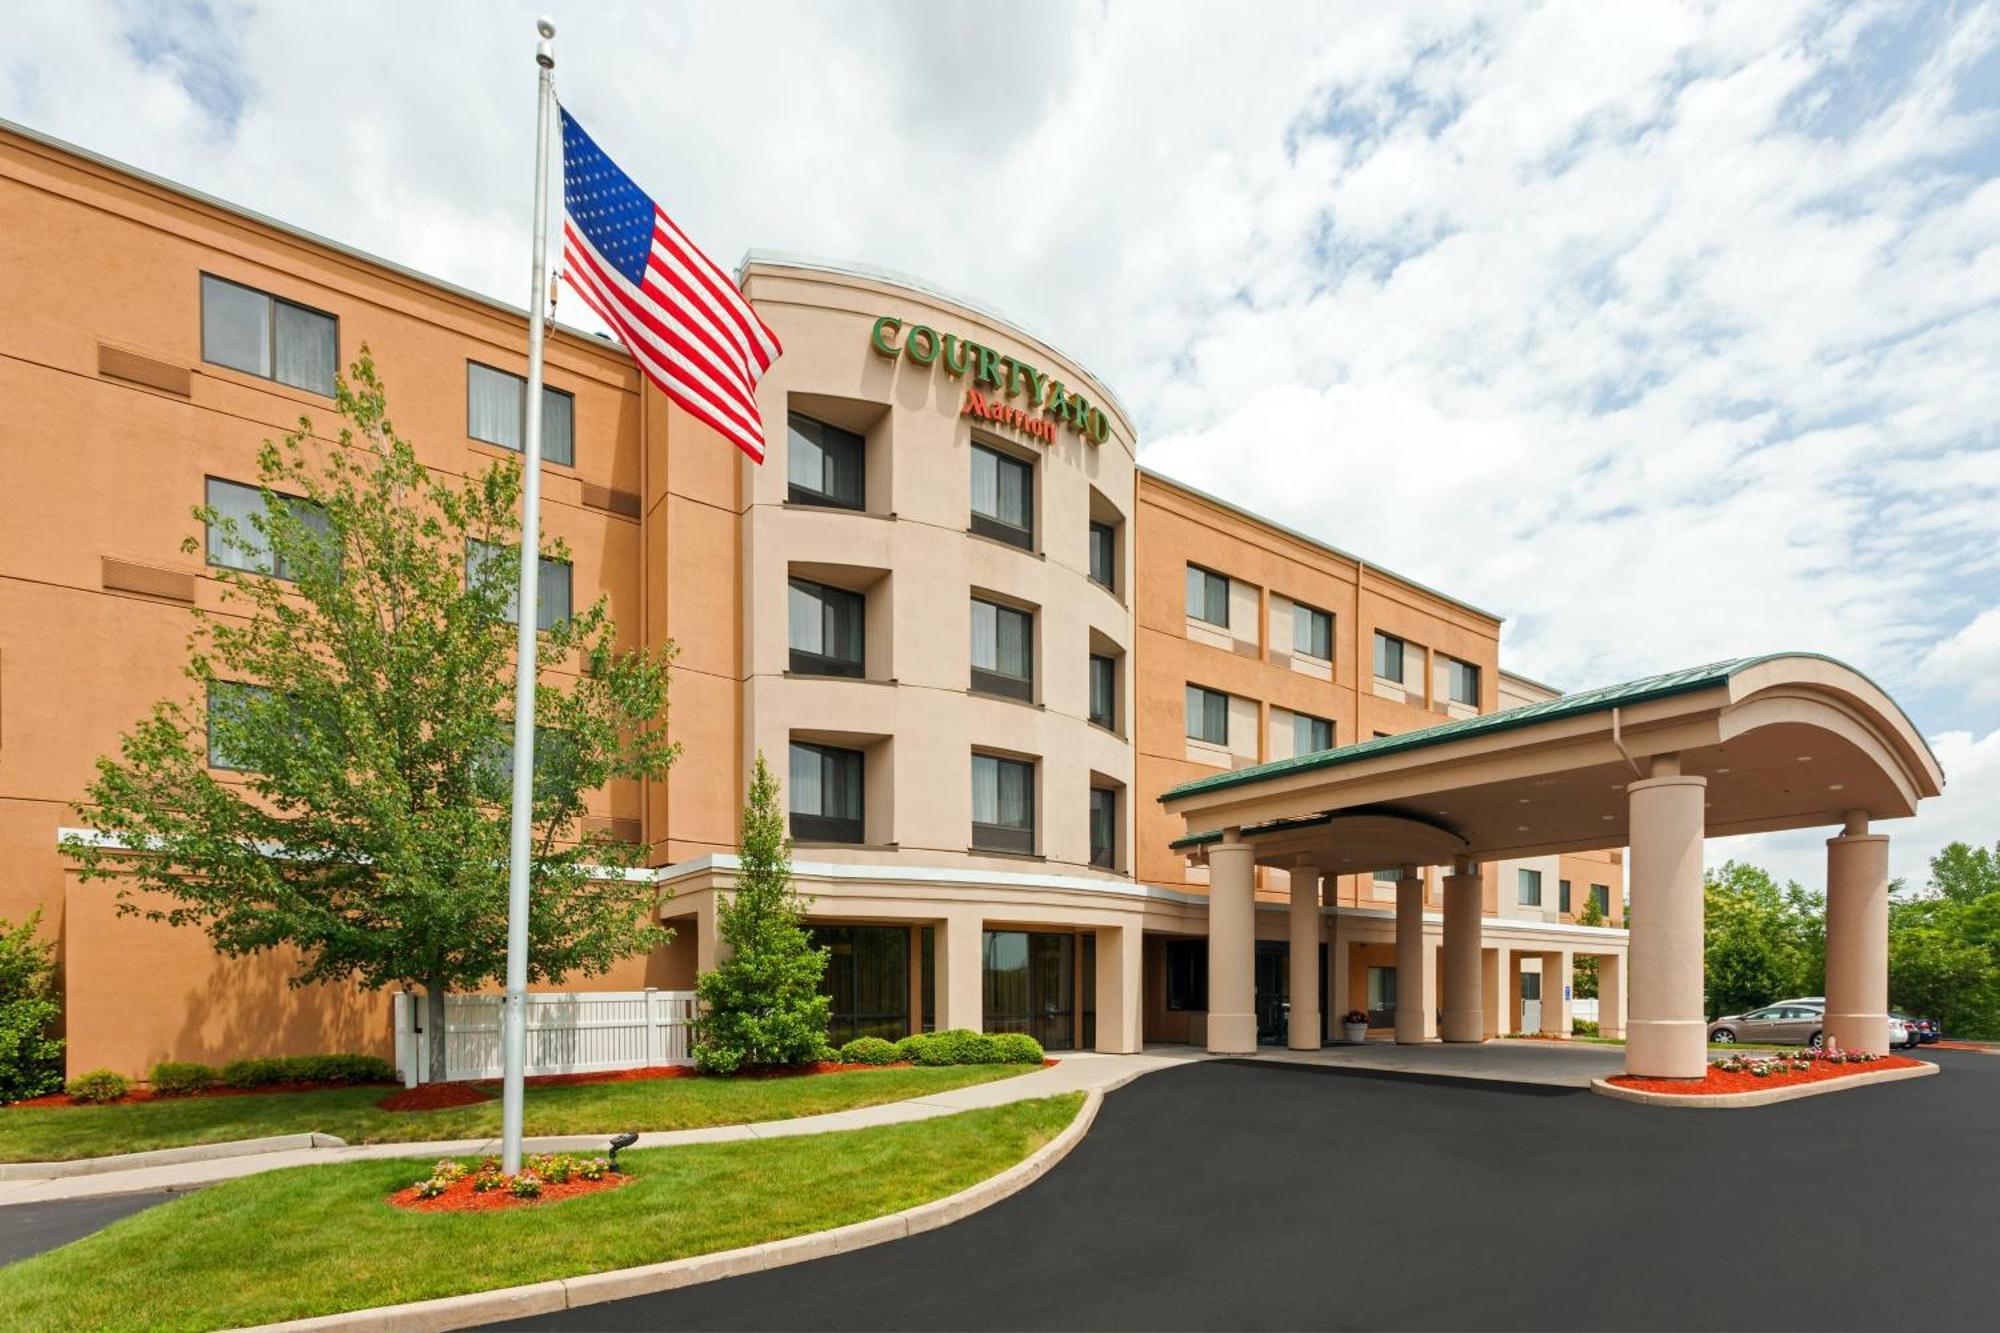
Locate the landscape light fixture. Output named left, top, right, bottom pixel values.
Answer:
left=608, top=1130, right=639, bottom=1172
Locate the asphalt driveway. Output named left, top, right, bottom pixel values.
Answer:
left=498, top=1048, right=1998, bottom=1331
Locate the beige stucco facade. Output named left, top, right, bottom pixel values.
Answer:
left=3, top=118, right=1654, bottom=1078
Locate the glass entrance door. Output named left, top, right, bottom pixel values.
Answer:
left=1255, top=941, right=1288, bottom=1044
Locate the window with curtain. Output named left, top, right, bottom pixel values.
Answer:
left=1185, top=684, right=1228, bottom=745
left=1373, top=631, right=1407, bottom=681
left=1559, top=879, right=1572, bottom=914
left=971, top=753, right=1035, bottom=853
left=1294, top=603, right=1333, bottom=659
left=787, top=578, right=864, bottom=677
left=201, top=273, right=337, bottom=395
left=1089, top=787, right=1117, bottom=868
left=206, top=681, right=274, bottom=771
left=1446, top=656, right=1480, bottom=706
left=203, top=478, right=332, bottom=581
left=812, top=925, right=909, bottom=1043
left=1185, top=565, right=1229, bottom=627
left=1293, top=711, right=1333, bottom=754
left=1088, top=520, right=1116, bottom=591
left=970, top=443, right=1033, bottom=547
left=466, top=362, right=576, bottom=467
left=1590, top=883, right=1610, bottom=916
left=789, top=742, right=864, bottom=843
left=466, top=540, right=572, bottom=630
left=970, top=597, right=1034, bottom=700
left=1088, top=653, right=1116, bottom=730
left=787, top=412, right=865, bottom=509
left=1517, top=868, right=1543, bottom=906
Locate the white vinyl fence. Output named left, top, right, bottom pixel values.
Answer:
left=393, top=989, right=697, bottom=1087
left=1572, top=998, right=1600, bottom=1025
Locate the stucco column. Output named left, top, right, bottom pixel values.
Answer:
left=935, top=910, right=984, bottom=1033
left=1540, top=950, right=1573, bottom=1036
left=1093, top=923, right=1144, bottom=1054
left=1207, top=834, right=1257, bottom=1054
left=1441, top=860, right=1483, bottom=1042
left=1825, top=811, right=1890, bottom=1055
left=1288, top=866, right=1323, bottom=1050
left=1328, top=907, right=1352, bottom=1031
left=1597, top=953, right=1625, bottom=1038
left=1481, top=945, right=1507, bottom=1037
left=695, top=894, right=726, bottom=970
left=1394, top=866, right=1428, bottom=1044
left=1626, top=755, right=1708, bottom=1078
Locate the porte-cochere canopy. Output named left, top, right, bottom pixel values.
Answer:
left=1158, top=654, right=1945, bottom=1079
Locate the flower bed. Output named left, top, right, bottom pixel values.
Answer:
left=1610, top=1049, right=1920, bottom=1096
left=388, top=1153, right=630, bottom=1213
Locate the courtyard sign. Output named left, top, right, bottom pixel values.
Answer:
left=869, top=315, right=1110, bottom=445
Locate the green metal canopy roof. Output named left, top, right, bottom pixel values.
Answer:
left=1160, top=655, right=1795, bottom=806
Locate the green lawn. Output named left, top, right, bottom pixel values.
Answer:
left=0, top=1064, right=1032, bottom=1164
left=0, top=1094, right=1082, bottom=1331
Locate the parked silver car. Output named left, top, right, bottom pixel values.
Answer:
left=1709, top=1000, right=1919, bottom=1049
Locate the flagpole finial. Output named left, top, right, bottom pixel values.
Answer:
left=535, top=16, right=555, bottom=68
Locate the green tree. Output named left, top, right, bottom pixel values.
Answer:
left=64, top=352, right=676, bottom=1082
left=1926, top=839, right=2000, bottom=905
left=1703, top=861, right=1821, bottom=1018
left=1885, top=840, right=2000, bottom=1039
left=0, top=911, right=65, bottom=1103
left=1572, top=894, right=1605, bottom=999
left=694, top=753, right=831, bottom=1073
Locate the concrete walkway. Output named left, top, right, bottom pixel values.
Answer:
left=0, top=1050, right=1210, bottom=1207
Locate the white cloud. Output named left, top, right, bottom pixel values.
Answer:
left=4, top=0, right=1995, bottom=875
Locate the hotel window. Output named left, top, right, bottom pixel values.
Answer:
left=1294, top=711, right=1333, bottom=754
left=472, top=726, right=578, bottom=805
left=1590, top=883, right=1610, bottom=916
left=1445, top=656, right=1480, bottom=707
left=1559, top=879, right=1572, bottom=914
left=1373, top=631, right=1406, bottom=682
left=812, top=924, right=909, bottom=1044
left=200, top=273, right=337, bottom=395
left=970, top=597, right=1034, bottom=701
left=207, top=681, right=274, bottom=771
left=1089, top=787, right=1117, bottom=869
left=1185, top=685, right=1229, bottom=746
left=789, top=742, right=864, bottom=844
left=1294, top=603, right=1333, bottom=660
left=1088, top=520, right=1116, bottom=592
left=1517, top=868, right=1543, bottom=907
left=1366, top=966, right=1397, bottom=1027
left=1374, top=867, right=1401, bottom=886
left=971, top=753, right=1036, bottom=854
left=970, top=442, right=1034, bottom=547
left=788, top=412, right=864, bottom=510
left=1165, top=939, right=1207, bottom=1011
left=467, top=362, right=576, bottom=468
left=1186, top=565, right=1229, bottom=627
left=204, top=478, right=332, bottom=582
left=1088, top=653, right=1116, bottom=731
left=788, top=578, right=864, bottom=678
left=466, top=540, right=572, bottom=630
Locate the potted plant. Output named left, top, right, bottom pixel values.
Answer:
left=1341, top=1010, right=1371, bottom=1044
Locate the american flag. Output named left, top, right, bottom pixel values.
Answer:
left=559, top=107, right=782, bottom=463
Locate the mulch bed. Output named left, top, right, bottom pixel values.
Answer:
left=9, top=1081, right=397, bottom=1110
left=1610, top=1054, right=1922, bottom=1096
left=388, top=1171, right=632, bottom=1213
left=376, top=1082, right=495, bottom=1112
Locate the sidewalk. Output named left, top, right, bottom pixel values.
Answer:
left=0, top=1049, right=1210, bottom=1207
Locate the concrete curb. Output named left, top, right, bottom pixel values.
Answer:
left=1589, top=1060, right=1938, bottom=1109
left=0, top=1132, right=348, bottom=1181
left=249, top=1089, right=1103, bottom=1332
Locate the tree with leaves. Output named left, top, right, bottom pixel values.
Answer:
left=694, top=753, right=831, bottom=1073
left=0, top=912, right=65, bottom=1104
left=1889, top=839, right=2000, bottom=1038
left=64, top=351, right=677, bottom=1082
left=1702, top=860, right=1824, bottom=1019
left=1572, top=894, right=1605, bottom=1000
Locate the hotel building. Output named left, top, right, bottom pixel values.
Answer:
left=1, top=119, right=1631, bottom=1077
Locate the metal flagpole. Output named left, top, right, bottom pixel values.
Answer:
left=500, top=14, right=558, bottom=1177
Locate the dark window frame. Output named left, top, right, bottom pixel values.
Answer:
left=1165, top=938, right=1208, bottom=1011
left=1087, top=653, right=1117, bottom=731
left=1590, top=883, right=1611, bottom=917
left=1089, top=786, right=1117, bottom=869
left=199, top=272, right=338, bottom=396
left=1374, top=630, right=1407, bottom=681
left=1087, top=520, right=1117, bottom=593
left=787, top=577, right=866, bottom=678
left=812, top=924, right=910, bottom=1045
left=970, top=596, right=1035, bottom=701
left=1446, top=656, right=1480, bottom=707
left=466, top=360, right=577, bottom=468
left=466, top=539, right=574, bottom=631
left=1559, top=879, right=1572, bottom=914
left=971, top=752, right=1036, bottom=854
left=1186, top=684, right=1229, bottom=746
left=787, top=411, right=866, bottom=510
left=203, top=476, right=332, bottom=583
left=1186, top=565, right=1229, bottom=627
left=1518, top=867, right=1543, bottom=907
left=1294, top=602, right=1333, bottom=659
left=789, top=741, right=865, bottom=844
left=1293, top=710, right=1333, bottom=754
left=969, top=442, right=1035, bottom=548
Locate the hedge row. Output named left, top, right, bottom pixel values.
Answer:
left=61, top=1053, right=397, bottom=1103
left=835, top=1029, right=1045, bottom=1067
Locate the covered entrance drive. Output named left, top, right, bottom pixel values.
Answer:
left=1161, top=655, right=1944, bottom=1077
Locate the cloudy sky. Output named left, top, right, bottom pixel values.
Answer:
left=7, top=1, right=1996, bottom=891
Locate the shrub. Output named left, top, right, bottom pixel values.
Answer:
left=220, top=1053, right=395, bottom=1089
left=0, top=911, right=65, bottom=1105
left=1572, top=1019, right=1600, bottom=1037
left=149, top=1060, right=219, bottom=1096
left=66, top=1068, right=130, bottom=1103
left=988, top=1032, right=1045, bottom=1064
left=907, top=1028, right=1001, bottom=1066
left=894, top=1034, right=925, bottom=1062
left=838, top=1036, right=900, bottom=1065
